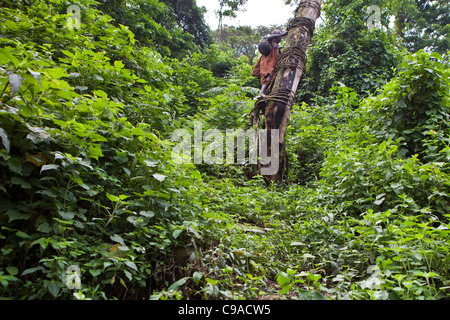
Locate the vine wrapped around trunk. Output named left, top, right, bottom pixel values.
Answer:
left=249, top=0, right=323, bottom=183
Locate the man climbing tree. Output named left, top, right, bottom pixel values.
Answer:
left=252, top=30, right=288, bottom=99
left=249, top=0, right=323, bottom=183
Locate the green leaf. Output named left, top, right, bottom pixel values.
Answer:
left=89, top=269, right=101, bottom=277
left=61, top=49, right=74, bottom=58
left=30, top=238, right=47, bottom=249
left=114, top=60, right=124, bottom=69
left=110, top=234, right=125, bottom=246
left=307, top=273, right=322, bottom=281
left=139, top=211, right=155, bottom=218
left=28, top=68, right=42, bottom=86
left=6, top=209, right=30, bottom=222
left=47, top=281, right=60, bottom=297
left=191, top=170, right=201, bottom=180
left=40, top=164, right=59, bottom=173
left=276, top=271, right=291, bottom=287
left=93, top=90, right=108, bottom=98
left=153, top=173, right=167, bottom=182
left=15, top=231, right=29, bottom=239
left=91, top=133, right=108, bottom=142
left=131, top=128, right=145, bottom=136
left=144, top=159, right=158, bottom=167
left=0, top=48, right=18, bottom=67
left=168, top=277, right=188, bottom=291
left=58, top=211, right=76, bottom=220
left=6, top=266, right=18, bottom=276
left=36, top=222, right=52, bottom=233
left=206, top=278, right=217, bottom=286
left=7, top=158, right=22, bottom=174
left=379, top=141, right=388, bottom=152
left=106, top=193, right=120, bottom=202
left=164, top=93, right=172, bottom=103
left=26, top=124, right=51, bottom=143
left=88, top=144, right=103, bottom=160
left=22, top=266, right=44, bottom=276
left=45, top=67, right=67, bottom=79
left=125, top=261, right=138, bottom=271
left=0, top=274, right=20, bottom=287
left=388, top=291, right=402, bottom=300
left=124, top=270, right=132, bottom=281
left=127, top=215, right=142, bottom=226
left=172, top=229, right=183, bottom=239
left=75, top=86, right=88, bottom=92
left=11, top=176, right=31, bottom=189
left=412, top=251, right=423, bottom=261
left=297, top=290, right=328, bottom=300
left=18, top=105, right=34, bottom=117
left=193, top=272, right=203, bottom=285
left=36, top=190, right=58, bottom=199
left=150, top=293, right=163, bottom=300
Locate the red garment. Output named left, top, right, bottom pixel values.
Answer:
left=252, top=46, right=281, bottom=85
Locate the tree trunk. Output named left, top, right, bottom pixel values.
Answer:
left=251, top=0, right=323, bottom=184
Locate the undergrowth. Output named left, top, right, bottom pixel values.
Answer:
left=1, top=0, right=449, bottom=301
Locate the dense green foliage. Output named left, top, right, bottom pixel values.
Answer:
left=299, top=0, right=398, bottom=104
left=0, top=0, right=449, bottom=300
left=96, top=0, right=211, bottom=58
left=0, top=0, right=206, bottom=299
left=387, top=0, right=449, bottom=54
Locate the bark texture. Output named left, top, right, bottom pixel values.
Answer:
left=249, top=0, right=323, bottom=183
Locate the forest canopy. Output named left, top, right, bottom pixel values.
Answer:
left=0, top=0, right=449, bottom=301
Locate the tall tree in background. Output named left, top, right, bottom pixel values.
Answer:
left=251, top=0, right=323, bottom=183
left=299, top=0, right=398, bottom=102
left=214, top=25, right=284, bottom=64
left=96, top=0, right=210, bottom=58
left=160, top=0, right=212, bottom=49
left=387, top=0, right=449, bottom=54
left=299, top=0, right=447, bottom=103
left=216, top=0, right=248, bottom=31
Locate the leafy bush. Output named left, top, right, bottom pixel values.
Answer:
left=299, top=0, right=399, bottom=104
left=1, top=0, right=449, bottom=302
left=96, top=0, right=208, bottom=59
left=368, top=50, right=450, bottom=159
left=318, top=51, right=450, bottom=219
left=0, top=0, right=203, bottom=299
